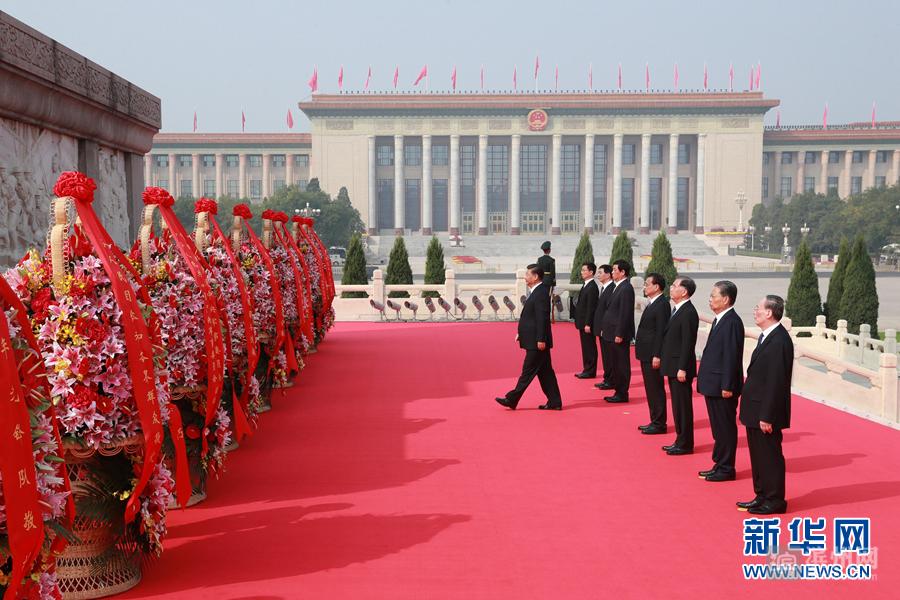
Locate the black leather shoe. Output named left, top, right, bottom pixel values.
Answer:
left=698, top=468, right=717, bottom=478
left=605, top=395, right=628, bottom=403
left=574, top=373, right=596, bottom=379
left=641, top=425, right=666, bottom=435
left=594, top=381, right=614, bottom=390
left=662, top=444, right=677, bottom=452
left=748, top=502, right=787, bottom=515
left=736, top=498, right=763, bottom=511
left=538, top=403, right=562, bottom=411
left=666, top=447, right=693, bottom=455
left=705, top=471, right=736, bottom=482
left=494, top=397, right=516, bottom=410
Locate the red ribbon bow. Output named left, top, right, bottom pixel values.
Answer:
left=194, top=197, right=218, bottom=214
left=233, top=204, right=253, bottom=219
left=142, top=186, right=175, bottom=207
left=53, top=171, right=97, bottom=203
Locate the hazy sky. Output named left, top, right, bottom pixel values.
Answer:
left=4, top=0, right=898, bottom=133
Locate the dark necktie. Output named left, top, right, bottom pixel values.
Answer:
left=757, top=333, right=764, bottom=348
left=711, top=317, right=718, bottom=330
left=671, top=306, right=676, bottom=316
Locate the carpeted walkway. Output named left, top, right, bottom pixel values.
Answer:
left=120, top=322, right=900, bottom=599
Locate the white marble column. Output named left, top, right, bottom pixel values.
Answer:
left=695, top=133, right=706, bottom=233
left=796, top=151, right=806, bottom=195
left=285, top=153, right=294, bottom=190
left=639, top=133, right=651, bottom=233
left=143, top=154, right=152, bottom=188
left=550, top=133, right=562, bottom=235
left=449, top=135, right=460, bottom=235
left=510, top=135, right=521, bottom=235
left=818, top=150, right=828, bottom=194
left=191, top=153, right=200, bottom=198
left=262, top=153, right=271, bottom=199
left=422, top=135, right=433, bottom=234
left=612, top=134, right=623, bottom=233
left=867, top=149, right=877, bottom=190
left=215, top=153, right=224, bottom=198
left=167, top=153, right=176, bottom=196
left=773, top=151, right=783, bottom=200
left=583, top=134, right=594, bottom=235
left=667, top=133, right=679, bottom=233
left=238, top=153, right=247, bottom=199
left=367, top=136, right=377, bottom=234
left=394, top=135, right=405, bottom=235
left=477, top=134, right=488, bottom=235
left=842, top=150, right=853, bottom=198
left=893, top=149, right=900, bottom=185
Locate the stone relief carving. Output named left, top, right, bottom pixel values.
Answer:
left=0, top=116, right=78, bottom=266
left=96, top=147, right=130, bottom=248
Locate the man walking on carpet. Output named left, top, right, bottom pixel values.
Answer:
left=495, top=264, right=562, bottom=411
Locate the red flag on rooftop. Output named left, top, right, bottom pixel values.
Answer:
left=554, top=65, right=558, bottom=91
left=241, top=110, right=246, bottom=133
left=308, top=67, right=318, bottom=93
left=775, top=109, right=780, bottom=128
left=729, top=62, right=734, bottom=92
left=703, top=63, right=708, bottom=91
left=480, top=64, right=485, bottom=91
left=617, top=63, right=622, bottom=90
left=823, top=103, right=828, bottom=129
left=589, top=63, right=593, bottom=90
left=748, top=65, right=753, bottom=90
left=534, top=55, right=540, bottom=81
left=338, top=65, right=344, bottom=91
left=755, top=62, right=761, bottom=90
left=674, top=63, right=679, bottom=90
left=871, top=101, right=877, bottom=127
left=286, top=109, right=294, bottom=130
left=393, top=66, right=399, bottom=89
left=413, top=65, right=428, bottom=86
left=364, top=66, right=371, bottom=91
left=451, top=66, right=457, bottom=91
left=193, top=111, right=197, bottom=132
left=645, top=63, right=650, bottom=91
left=513, top=65, right=518, bottom=90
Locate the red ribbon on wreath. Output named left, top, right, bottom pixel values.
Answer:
left=273, top=214, right=315, bottom=347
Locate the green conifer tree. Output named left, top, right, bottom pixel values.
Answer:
left=609, top=230, right=633, bottom=268
left=645, top=231, right=678, bottom=296
left=341, top=234, right=368, bottom=298
left=785, top=240, right=822, bottom=327
left=839, top=236, right=879, bottom=336
left=385, top=236, right=413, bottom=298
left=824, top=237, right=850, bottom=328
left=423, top=236, right=446, bottom=298
left=569, top=233, right=595, bottom=284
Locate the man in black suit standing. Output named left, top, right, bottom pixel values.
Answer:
left=697, top=281, right=745, bottom=482
left=573, top=262, right=600, bottom=379
left=635, top=273, right=670, bottom=434
left=495, top=264, right=562, bottom=411
left=737, top=295, right=793, bottom=515
left=600, top=260, right=635, bottom=403
left=592, top=265, right=615, bottom=390
left=660, top=277, right=699, bottom=455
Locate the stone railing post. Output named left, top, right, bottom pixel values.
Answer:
left=515, top=269, right=527, bottom=302
left=372, top=269, right=385, bottom=305
left=444, top=268, right=457, bottom=302
left=859, top=324, right=871, bottom=363
left=815, top=315, right=826, bottom=338
left=836, top=319, right=848, bottom=359
left=880, top=352, right=899, bottom=422
left=885, top=329, right=897, bottom=355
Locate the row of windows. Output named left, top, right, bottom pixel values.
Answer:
left=154, top=154, right=310, bottom=168
left=763, top=150, right=894, bottom=165
left=169, top=178, right=309, bottom=199
left=762, top=175, right=888, bottom=198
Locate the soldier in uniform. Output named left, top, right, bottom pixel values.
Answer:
left=537, top=241, right=556, bottom=322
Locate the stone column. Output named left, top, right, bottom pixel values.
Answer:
left=262, top=153, right=271, bottom=199
left=367, top=137, right=377, bottom=234
left=818, top=150, right=828, bottom=194
left=639, top=133, right=651, bottom=233
left=842, top=150, right=852, bottom=198
left=868, top=149, right=877, bottom=190
left=191, top=153, right=200, bottom=198
left=612, top=133, right=623, bottom=233
left=477, top=134, right=488, bottom=235
left=422, top=135, right=433, bottom=235
left=583, top=134, right=594, bottom=235
left=394, top=135, right=405, bottom=235
left=449, top=135, right=460, bottom=235
left=238, top=153, right=247, bottom=198
left=695, top=133, right=706, bottom=233
left=667, top=133, right=679, bottom=233
left=167, top=153, right=176, bottom=196
left=773, top=150, right=783, bottom=200
left=796, top=151, right=806, bottom=195
left=550, top=134, right=562, bottom=235
left=143, top=154, right=152, bottom=187
left=893, top=149, right=900, bottom=185
left=510, top=134, right=521, bottom=235
left=285, top=153, right=294, bottom=189
left=215, top=153, right=224, bottom=198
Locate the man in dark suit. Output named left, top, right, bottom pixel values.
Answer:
left=737, top=295, right=793, bottom=515
left=660, top=277, right=699, bottom=455
left=635, top=273, right=670, bottom=434
left=592, top=264, right=615, bottom=390
left=697, top=281, right=745, bottom=482
left=573, top=262, right=600, bottom=378
left=495, top=264, right=562, bottom=411
left=600, top=260, right=635, bottom=403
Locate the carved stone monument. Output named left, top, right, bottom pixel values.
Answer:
left=0, top=10, right=161, bottom=265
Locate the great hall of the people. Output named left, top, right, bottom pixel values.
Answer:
left=147, top=92, right=900, bottom=236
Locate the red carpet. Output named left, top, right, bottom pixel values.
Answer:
left=120, top=322, right=900, bottom=599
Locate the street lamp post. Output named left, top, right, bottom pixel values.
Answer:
left=298, top=201, right=321, bottom=219
left=781, top=222, right=792, bottom=263
left=735, top=190, right=747, bottom=231
left=764, top=225, right=772, bottom=253
left=748, top=225, right=755, bottom=251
